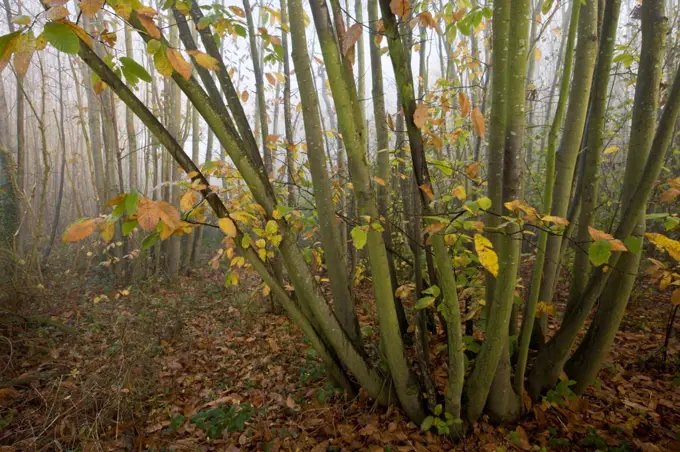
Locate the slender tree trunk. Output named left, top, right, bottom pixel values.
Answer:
left=528, top=63, right=680, bottom=398
left=288, top=0, right=362, bottom=349
left=43, top=55, right=68, bottom=262
left=564, top=0, right=666, bottom=394
left=243, top=0, right=273, bottom=178
left=566, top=0, right=622, bottom=315
left=535, top=0, right=599, bottom=339
left=280, top=0, right=297, bottom=206
left=516, top=0, right=581, bottom=392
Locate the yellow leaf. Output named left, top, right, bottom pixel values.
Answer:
left=471, top=107, right=485, bottom=137
left=389, top=0, right=411, bottom=18
left=541, top=215, right=569, bottom=226
left=153, top=49, right=173, bottom=77
left=672, top=288, right=680, bottom=306
left=156, top=201, right=181, bottom=229
left=180, top=189, right=196, bottom=211
left=228, top=5, right=246, bottom=17
left=458, top=91, right=470, bottom=117
left=534, top=47, right=541, bottom=61
left=218, top=217, right=237, bottom=237
left=373, top=177, right=386, bottom=187
left=159, top=221, right=174, bottom=240
left=166, top=48, right=192, bottom=80
left=474, top=233, right=498, bottom=277
left=189, top=50, right=220, bottom=71
left=62, top=218, right=100, bottom=243
left=80, top=0, right=104, bottom=18
left=13, top=32, right=35, bottom=77
left=413, top=103, right=428, bottom=129
left=452, top=185, right=466, bottom=200
left=99, top=221, right=115, bottom=242
left=645, top=233, right=680, bottom=261
left=241, top=90, right=249, bottom=102
left=604, top=145, right=619, bottom=155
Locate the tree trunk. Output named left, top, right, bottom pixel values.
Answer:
left=565, top=0, right=666, bottom=394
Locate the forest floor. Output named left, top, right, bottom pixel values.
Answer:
left=1, top=253, right=679, bottom=451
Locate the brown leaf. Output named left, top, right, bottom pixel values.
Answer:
left=464, top=161, right=481, bottom=179
left=241, top=90, right=249, bottom=102
left=471, top=107, right=485, bottom=137
left=413, top=103, right=428, bottom=129
left=13, top=32, right=35, bottom=77
left=265, top=72, right=276, bottom=85
left=166, top=48, right=192, bottom=80
left=342, top=23, right=363, bottom=56
left=48, top=6, right=70, bottom=19
left=588, top=226, right=627, bottom=252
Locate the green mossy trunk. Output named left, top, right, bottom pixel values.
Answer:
left=535, top=0, right=599, bottom=339
left=565, top=0, right=667, bottom=394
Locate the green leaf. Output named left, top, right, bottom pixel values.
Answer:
left=623, top=236, right=642, bottom=254
left=12, top=15, right=31, bottom=26
left=125, top=190, right=139, bottom=214
left=351, top=226, right=367, bottom=250
left=112, top=202, right=126, bottom=220
left=146, top=39, right=162, bottom=55
left=476, top=196, right=492, bottom=210
left=589, top=240, right=611, bottom=267
left=431, top=159, right=453, bottom=175
left=646, top=212, right=668, bottom=220
left=664, top=216, right=679, bottom=231
left=43, top=21, right=80, bottom=55
left=423, top=285, right=440, bottom=298
left=415, top=296, right=435, bottom=309
left=241, top=234, right=251, bottom=249
left=234, top=24, right=247, bottom=38
left=122, top=219, right=138, bottom=236
left=142, top=231, right=160, bottom=249
left=120, top=56, right=152, bottom=83
left=541, top=0, right=554, bottom=15
left=434, top=404, right=443, bottom=416
left=421, top=416, right=434, bottom=432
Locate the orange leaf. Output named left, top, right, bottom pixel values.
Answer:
left=62, top=218, right=100, bottom=242
left=672, top=288, right=680, bottom=306
left=418, top=12, right=440, bottom=33
left=157, top=200, right=181, bottom=229
left=588, top=226, right=627, bottom=252
left=137, top=10, right=161, bottom=40
left=471, top=107, right=485, bottom=137
left=458, top=91, right=470, bottom=117
left=660, top=187, right=680, bottom=203
left=464, top=162, right=481, bottom=179
left=390, top=0, right=411, bottom=18
left=166, top=48, right=192, bottom=80
left=265, top=72, right=276, bottom=85
left=419, top=184, right=434, bottom=201
left=241, top=90, right=249, bottom=102
left=137, top=198, right=161, bottom=231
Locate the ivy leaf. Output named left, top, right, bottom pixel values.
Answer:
left=589, top=240, right=611, bottom=267
left=120, top=56, right=152, bottom=83
left=351, top=226, right=367, bottom=250
left=43, top=21, right=80, bottom=55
